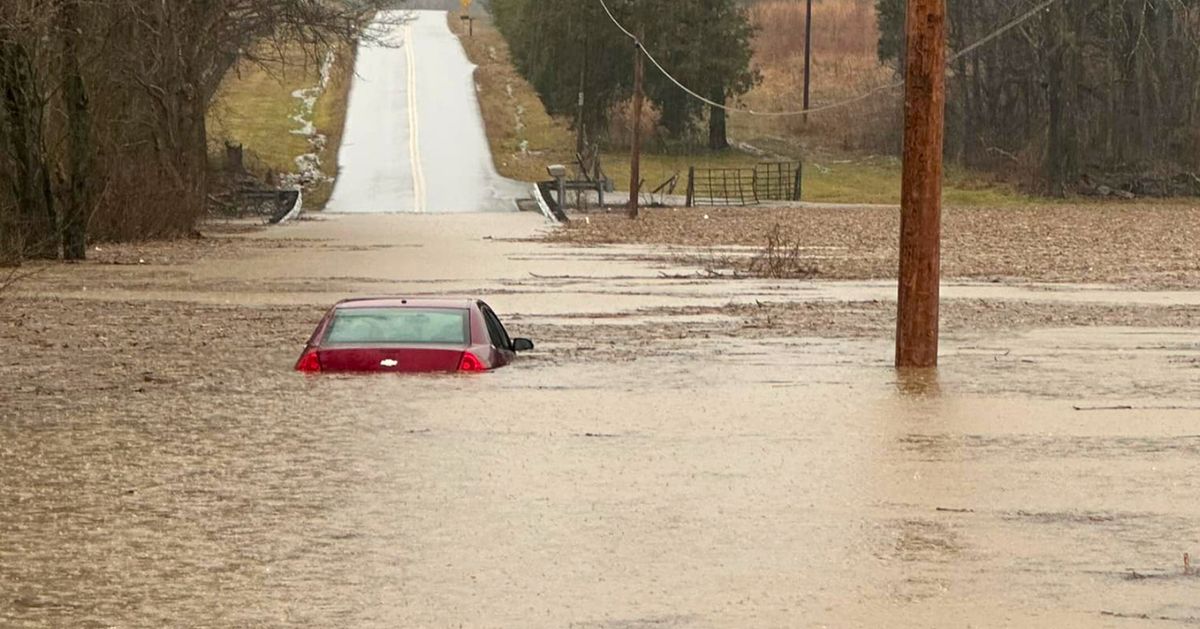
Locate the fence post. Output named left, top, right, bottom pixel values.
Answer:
left=686, top=166, right=695, bottom=207
left=557, top=174, right=567, bottom=213
left=225, top=141, right=245, bottom=174
left=793, top=162, right=803, bottom=201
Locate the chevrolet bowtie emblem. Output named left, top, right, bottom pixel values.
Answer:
left=380, top=359, right=399, bottom=367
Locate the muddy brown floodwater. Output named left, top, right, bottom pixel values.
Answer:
left=3, top=213, right=1199, bottom=628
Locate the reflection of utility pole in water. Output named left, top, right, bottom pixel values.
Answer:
left=896, top=0, right=947, bottom=368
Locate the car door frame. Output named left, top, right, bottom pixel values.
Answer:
left=477, top=301, right=516, bottom=367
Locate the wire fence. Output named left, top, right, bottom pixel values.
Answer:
left=685, top=162, right=802, bottom=207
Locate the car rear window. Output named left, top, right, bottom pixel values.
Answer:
left=323, top=308, right=469, bottom=345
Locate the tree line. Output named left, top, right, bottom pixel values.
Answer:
left=0, top=0, right=391, bottom=266
left=489, top=0, right=759, bottom=152
left=878, top=0, right=1200, bottom=195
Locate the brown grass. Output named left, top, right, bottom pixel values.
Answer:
left=751, top=0, right=879, bottom=62
left=605, top=97, right=663, bottom=151
left=208, top=51, right=316, bottom=174
left=732, top=0, right=900, bottom=154
left=306, top=48, right=356, bottom=209
left=451, top=14, right=575, bottom=182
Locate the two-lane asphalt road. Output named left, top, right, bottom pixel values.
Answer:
left=325, top=10, right=526, bottom=214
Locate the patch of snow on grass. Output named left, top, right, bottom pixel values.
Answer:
left=284, top=52, right=336, bottom=189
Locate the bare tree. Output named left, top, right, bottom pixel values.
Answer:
left=0, top=1, right=57, bottom=261
left=881, top=0, right=1200, bottom=194
left=59, top=0, right=87, bottom=260
left=0, top=0, right=390, bottom=265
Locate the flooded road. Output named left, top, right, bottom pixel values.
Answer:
left=3, top=213, right=1199, bottom=627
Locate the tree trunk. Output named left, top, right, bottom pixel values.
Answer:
left=1104, top=0, right=1118, bottom=163
left=0, top=42, right=57, bottom=259
left=0, top=202, right=20, bottom=267
left=968, top=53, right=984, bottom=167
left=0, top=46, right=23, bottom=266
left=61, top=0, right=90, bottom=260
left=182, top=64, right=210, bottom=230
left=1044, top=3, right=1077, bottom=196
left=707, top=96, right=729, bottom=151
left=0, top=89, right=20, bottom=266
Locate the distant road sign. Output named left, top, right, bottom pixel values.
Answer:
left=461, top=0, right=472, bottom=11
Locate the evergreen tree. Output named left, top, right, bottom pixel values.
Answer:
left=491, top=0, right=758, bottom=149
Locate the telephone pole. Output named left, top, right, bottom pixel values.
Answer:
left=895, top=0, right=947, bottom=368
left=576, top=32, right=589, bottom=157
left=802, top=0, right=813, bottom=124
left=627, top=35, right=645, bottom=219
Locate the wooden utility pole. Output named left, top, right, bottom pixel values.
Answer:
left=802, top=0, right=813, bottom=124
left=576, top=32, right=589, bottom=157
left=895, top=0, right=947, bottom=368
left=627, top=35, right=645, bottom=219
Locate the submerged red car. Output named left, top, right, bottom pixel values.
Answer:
left=295, top=297, right=534, bottom=373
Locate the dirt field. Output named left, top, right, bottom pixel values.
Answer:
left=545, top=204, right=1200, bottom=288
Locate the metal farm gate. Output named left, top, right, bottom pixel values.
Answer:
left=685, top=161, right=803, bottom=207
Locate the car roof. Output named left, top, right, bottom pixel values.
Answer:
left=334, top=297, right=478, bottom=310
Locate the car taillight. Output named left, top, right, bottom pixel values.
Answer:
left=295, top=349, right=321, bottom=373
left=458, top=352, right=485, bottom=372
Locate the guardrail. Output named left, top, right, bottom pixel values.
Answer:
left=238, top=189, right=303, bottom=224
left=533, top=182, right=568, bottom=223
left=211, top=188, right=302, bottom=224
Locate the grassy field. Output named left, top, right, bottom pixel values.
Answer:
left=202, top=8, right=1026, bottom=211
left=597, top=151, right=1030, bottom=206
left=453, top=8, right=1029, bottom=207
left=207, top=45, right=355, bottom=209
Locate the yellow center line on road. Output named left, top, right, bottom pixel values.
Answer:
left=405, top=21, right=426, bottom=213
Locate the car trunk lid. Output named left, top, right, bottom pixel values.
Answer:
left=317, top=346, right=465, bottom=373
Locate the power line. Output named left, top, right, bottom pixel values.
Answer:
left=596, top=0, right=1064, bottom=118
left=948, top=0, right=1061, bottom=62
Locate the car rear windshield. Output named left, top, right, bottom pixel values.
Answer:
left=323, top=307, right=469, bottom=345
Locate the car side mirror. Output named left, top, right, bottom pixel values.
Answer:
left=512, top=338, right=535, bottom=352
